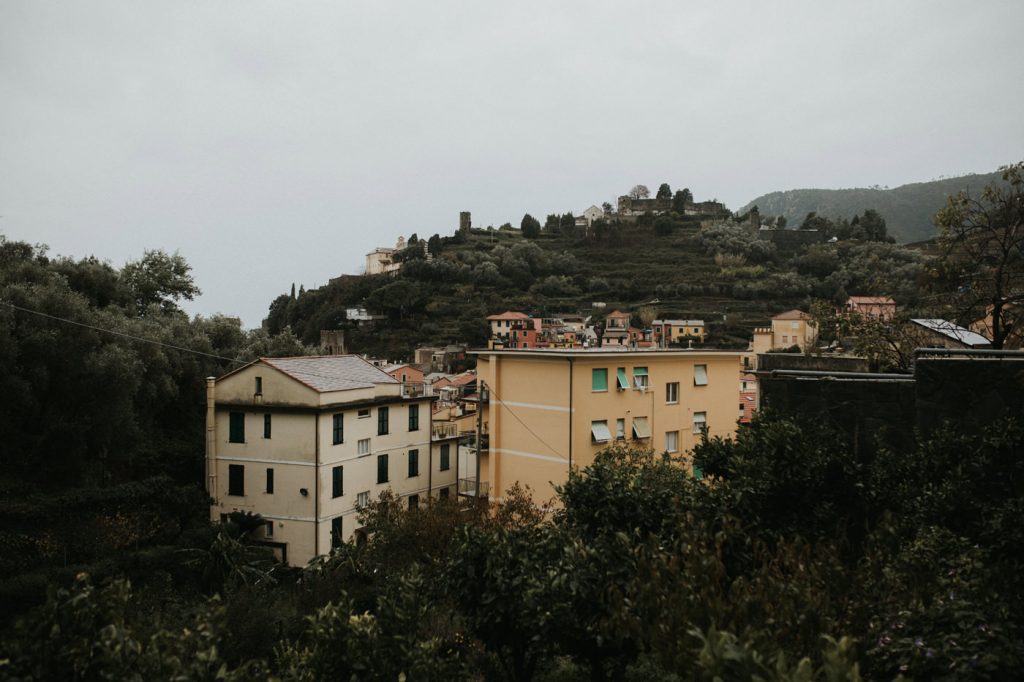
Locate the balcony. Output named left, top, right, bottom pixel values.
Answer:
left=458, top=477, right=491, bottom=498
left=431, top=421, right=459, bottom=440
left=400, top=382, right=433, bottom=398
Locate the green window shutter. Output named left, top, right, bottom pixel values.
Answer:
left=408, top=449, right=419, bottom=477
left=616, top=368, right=629, bottom=390
left=333, top=414, right=344, bottom=444
left=591, top=368, right=608, bottom=391
left=263, top=414, right=272, bottom=439
left=229, top=413, right=245, bottom=443
left=692, top=464, right=704, bottom=481
left=228, top=464, right=245, bottom=496
left=266, top=468, right=274, bottom=494
left=409, top=404, right=419, bottom=431
left=331, top=517, right=343, bottom=549
left=378, top=407, right=389, bottom=435
left=440, top=444, right=450, bottom=471
left=377, top=454, right=389, bottom=483
left=332, top=465, right=343, bottom=498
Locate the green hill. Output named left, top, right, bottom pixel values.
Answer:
left=265, top=214, right=930, bottom=360
left=741, top=170, right=1006, bottom=243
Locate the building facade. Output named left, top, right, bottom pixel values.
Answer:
left=206, top=355, right=458, bottom=566
left=470, top=348, right=743, bottom=504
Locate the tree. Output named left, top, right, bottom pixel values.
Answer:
left=628, top=184, right=650, bottom=200
left=120, top=249, right=200, bottom=314
left=656, top=183, right=672, bottom=200
left=520, top=213, right=541, bottom=239
left=934, top=162, right=1024, bottom=349
left=601, top=201, right=613, bottom=215
left=672, top=188, right=694, bottom=212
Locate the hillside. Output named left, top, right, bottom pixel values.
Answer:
left=264, top=214, right=931, bottom=360
left=741, top=170, right=1005, bottom=243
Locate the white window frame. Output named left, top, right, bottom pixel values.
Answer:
left=692, top=411, right=708, bottom=434
left=356, top=491, right=370, bottom=509
left=665, top=430, right=679, bottom=453
left=615, top=418, right=625, bottom=440
left=666, top=382, right=679, bottom=404
left=357, top=438, right=370, bottom=456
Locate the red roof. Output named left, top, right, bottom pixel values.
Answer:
left=847, top=296, right=895, bottom=305
left=606, top=310, right=631, bottom=318
left=486, top=311, right=531, bottom=321
left=772, top=309, right=812, bottom=320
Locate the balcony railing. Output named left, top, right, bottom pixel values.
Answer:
left=431, top=422, right=459, bottom=440
left=458, top=477, right=491, bottom=498
left=400, top=382, right=433, bottom=398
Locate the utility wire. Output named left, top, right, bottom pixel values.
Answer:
left=0, top=300, right=246, bottom=365
left=483, top=381, right=567, bottom=460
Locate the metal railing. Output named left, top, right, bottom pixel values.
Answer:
left=400, top=382, right=433, bottom=398
left=431, top=422, right=459, bottom=440
left=458, top=478, right=490, bottom=498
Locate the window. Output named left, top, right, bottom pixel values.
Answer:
left=592, top=368, right=608, bottom=392
left=332, top=413, right=344, bottom=444
left=616, top=418, right=625, bottom=440
left=616, top=367, right=629, bottom=390
left=665, top=431, right=679, bottom=453
left=377, top=453, right=389, bottom=483
left=666, top=382, right=679, bottom=403
left=254, top=376, right=262, bottom=395
left=782, top=335, right=788, bottom=344
left=633, top=367, right=649, bottom=389
left=378, top=407, right=389, bottom=435
left=332, top=465, right=343, bottom=498
left=263, top=413, right=272, bottom=439
left=408, top=449, right=419, bottom=477
left=408, top=494, right=419, bottom=510
left=331, top=517, right=343, bottom=548
left=356, top=491, right=370, bottom=509
left=591, top=420, right=611, bottom=443
left=791, top=321, right=800, bottom=329
left=357, top=438, right=370, bottom=455
left=229, top=412, right=245, bottom=443
left=632, top=417, right=651, bottom=439
left=440, top=444, right=450, bottom=471
left=408, top=404, right=419, bottom=431
left=358, top=408, right=370, bottom=418
left=228, top=464, right=244, bottom=496
left=265, top=520, right=274, bottom=538
left=266, top=468, right=274, bottom=494
left=440, top=487, right=450, bottom=499
left=693, top=411, right=707, bottom=434
left=694, top=364, right=708, bottom=386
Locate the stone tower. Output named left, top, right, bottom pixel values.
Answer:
left=459, top=211, right=471, bottom=234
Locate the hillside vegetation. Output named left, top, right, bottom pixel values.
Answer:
left=742, top=170, right=1005, bottom=243
left=266, top=212, right=929, bottom=359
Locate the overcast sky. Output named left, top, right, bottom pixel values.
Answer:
left=2, top=1, right=1023, bottom=327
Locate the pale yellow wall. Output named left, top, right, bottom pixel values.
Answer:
left=215, top=411, right=316, bottom=463
left=218, top=363, right=318, bottom=406
left=479, top=352, right=741, bottom=504
left=771, top=318, right=817, bottom=350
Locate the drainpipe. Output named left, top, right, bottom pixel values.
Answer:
left=428, top=404, right=433, bottom=501
left=205, top=377, right=217, bottom=499
left=314, top=412, right=320, bottom=558
left=475, top=381, right=483, bottom=498
left=567, top=357, right=573, bottom=472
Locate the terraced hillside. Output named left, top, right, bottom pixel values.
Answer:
left=263, top=216, right=929, bottom=360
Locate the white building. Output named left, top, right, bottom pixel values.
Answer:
left=206, top=355, right=458, bottom=566
left=365, top=236, right=406, bottom=275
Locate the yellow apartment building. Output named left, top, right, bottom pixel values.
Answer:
left=470, top=348, right=743, bottom=504
left=206, top=355, right=459, bottom=566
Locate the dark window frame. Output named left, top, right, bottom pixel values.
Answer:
left=378, top=407, right=389, bottom=435
left=266, top=467, right=274, bottom=494
left=228, top=464, right=245, bottom=496
left=377, top=453, right=389, bottom=483
left=332, top=413, right=344, bottom=445
left=229, top=412, right=245, bottom=443
left=408, top=404, right=419, bottom=431
left=332, top=465, right=344, bottom=498
left=439, top=443, right=450, bottom=471
left=408, top=449, right=419, bottom=477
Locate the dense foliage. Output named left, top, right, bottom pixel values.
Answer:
left=4, top=411, right=1022, bottom=680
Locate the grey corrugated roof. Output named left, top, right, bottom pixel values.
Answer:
left=262, top=355, right=398, bottom=392
left=911, top=319, right=992, bottom=347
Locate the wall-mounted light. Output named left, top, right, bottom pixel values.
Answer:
left=300, top=488, right=309, bottom=496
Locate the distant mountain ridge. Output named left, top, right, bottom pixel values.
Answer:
left=741, top=170, right=1006, bottom=243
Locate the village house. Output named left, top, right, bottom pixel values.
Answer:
left=486, top=311, right=540, bottom=349
left=846, top=295, right=896, bottom=321
left=751, top=309, right=818, bottom=353
left=469, top=348, right=744, bottom=504
left=574, top=205, right=605, bottom=228
left=364, top=236, right=406, bottom=276
left=652, top=318, right=706, bottom=346
left=600, top=310, right=632, bottom=347
left=206, top=355, right=459, bottom=566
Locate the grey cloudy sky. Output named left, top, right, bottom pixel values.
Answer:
left=2, top=1, right=1023, bottom=327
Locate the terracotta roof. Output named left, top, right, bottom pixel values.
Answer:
left=450, top=372, right=477, bottom=386
left=772, top=309, right=812, bottom=320
left=606, top=310, right=631, bottom=318
left=261, top=355, right=398, bottom=392
left=486, top=311, right=531, bottom=321
left=848, top=296, right=895, bottom=305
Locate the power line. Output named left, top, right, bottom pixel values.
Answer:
left=483, top=381, right=567, bottom=461
left=0, top=300, right=246, bottom=365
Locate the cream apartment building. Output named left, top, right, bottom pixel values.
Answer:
left=471, top=348, right=743, bottom=504
left=206, top=355, right=458, bottom=566
left=751, top=309, right=818, bottom=353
